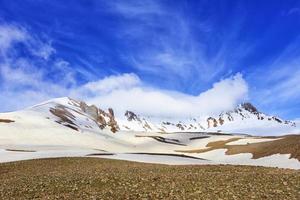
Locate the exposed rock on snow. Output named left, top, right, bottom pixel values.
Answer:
left=0, top=97, right=299, bottom=169
left=118, top=101, right=298, bottom=135
left=1, top=97, right=299, bottom=135
left=45, top=98, right=120, bottom=133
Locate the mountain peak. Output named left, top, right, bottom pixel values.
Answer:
left=240, top=102, right=258, bottom=113
left=27, top=98, right=298, bottom=134
left=125, top=110, right=140, bottom=122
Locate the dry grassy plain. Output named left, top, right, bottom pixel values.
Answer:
left=0, top=157, right=299, bottom=199
left=177, top=135, right=300, bottom=161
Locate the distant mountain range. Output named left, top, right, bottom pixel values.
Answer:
left=12, top=97, right=296, bottom=135
left=119, top=102, right=297, bottom=135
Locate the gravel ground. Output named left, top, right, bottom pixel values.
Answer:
left=0, top=157, right=299, bottom=199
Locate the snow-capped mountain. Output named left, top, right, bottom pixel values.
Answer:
left=0, top=97, right=297, bottom=135
left=0, top=97, right=299, bottom=169
left=24, top=97, right=119, bottom=133
left=118, top=102, right=297, bottom=135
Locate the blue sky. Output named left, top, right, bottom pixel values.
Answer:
left=0, top=0, right=300, bottom=119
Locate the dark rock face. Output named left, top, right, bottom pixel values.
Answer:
left=125, top=111, right=140, bottom=122
left=107, top=108, right=119, bottom=133
left=80, top=101, right=107, bottom=129
left=96, top=115, right=106, bottom=129
left=218, top=117, right=224, bottom=125
left=272, top=116, right=282, bottom=123
left=176, top=123, right=184, bottom=130
left=207, top=117, right=218, bottom=128
left=50, top=99, right=119, bottom=133
left=49, top=105, right=78, bottom=131
left=241, top=103, right=258, bottom=113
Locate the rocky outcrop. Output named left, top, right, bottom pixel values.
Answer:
left=241, top=103, right=258, bottom=113
left=80, top=101, right=119, bottom=132
left=49, top=105, right=78, bottom=131
left=176, top=123, right=184, bottom=130
left=125, top=111, right=141, bottom=122
left=207, top=117, right=218, bottom=128
left=107, top=108, right=119, bottom=133
left=218, top=117, right=224, bottom=125
left=49, top=98, right=119, bottom=133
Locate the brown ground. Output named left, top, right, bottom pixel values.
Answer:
left=0, top=158, right=299, bottom=200
left=0, top=118, right=14, bottom=123
left=177, top=135, right=300, bottom=161
left=5, top=149, right=36, bottom=152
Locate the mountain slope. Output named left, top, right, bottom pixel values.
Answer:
left=0, top=97, right=299, bottom=169
left=0, top=97, right=298, bottom=135
left=118, top=102, right=297, bottom=135
left=32, top=97, right=119, bottom=133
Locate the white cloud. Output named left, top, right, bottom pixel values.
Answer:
left=73, top=73, right=141, bottom=97
left=0, top=23, right=70, bottom=111
left=0, top=24, right=28, bottom=52
left=104, top=0, right=252, bottom=88
left=248, top=40, right=300, bottom=108
left=108, top=0, right=163, bottom=17
left=75, top=73, right=248, bottom=118
left=0, top=23, right=248, bottom=118
left=0, top=23, right=55, bottom=59
left=29, top=41, right=56, bottom=60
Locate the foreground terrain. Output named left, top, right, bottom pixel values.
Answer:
left=1, top=133, right=299, bottom=169
left=0, top=158, right=299, bottom=200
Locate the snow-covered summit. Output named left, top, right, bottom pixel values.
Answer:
left=117, top=102, right=298, bottom=135
left=28, top=97, right=119, bottom=133
left=0, top=97, right=298, bottom=135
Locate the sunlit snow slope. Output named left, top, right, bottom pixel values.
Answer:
left=0, top=97, right=299, bottom=169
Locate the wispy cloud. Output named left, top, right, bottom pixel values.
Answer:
left=107, top=0, right=163, bottom=17
left=0, top=24, right=28, bottom=52
left=286, top=7, right=300, bottom=16
left=0, top=23, right=72, bottom=111
left=103, top=0, right=252, bottom=93
left=72, top=73, right=141, bottom=97
left=0, top=23, right=55, bottom=59
left=247, top=38, right=300, bottom=117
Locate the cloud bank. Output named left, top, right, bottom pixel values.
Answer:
left=74, top=73, right=248, bottom=118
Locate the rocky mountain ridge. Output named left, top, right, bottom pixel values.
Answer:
left=35, top=97, right=120, bottom=133
left=120, top=102, right=296, bottom=133
left=2, top=97, right=296, bottom=135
